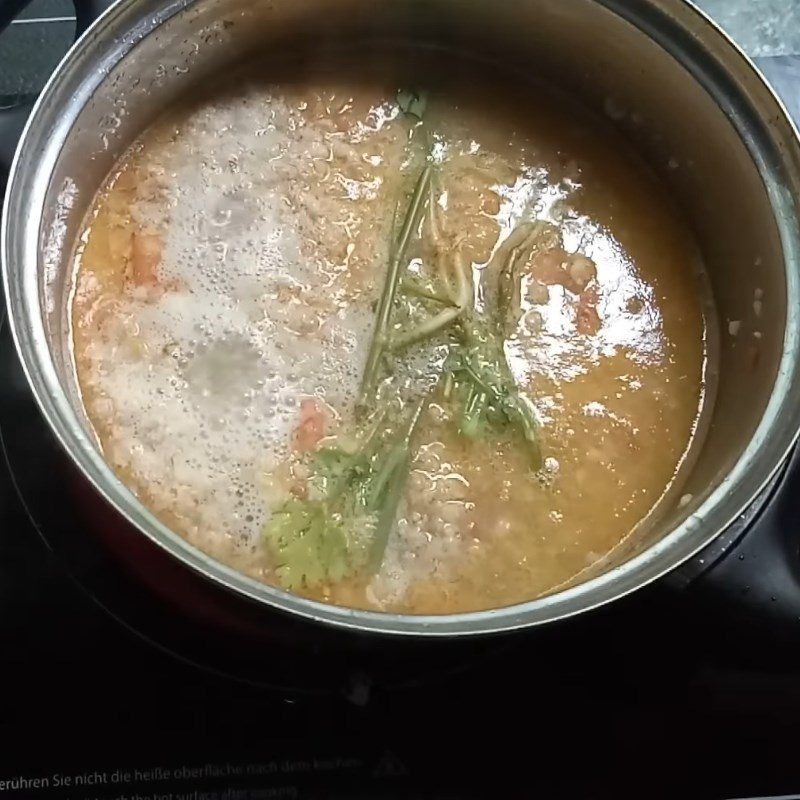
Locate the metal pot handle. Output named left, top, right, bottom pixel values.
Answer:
left=0, top=0, right=118, bottom=179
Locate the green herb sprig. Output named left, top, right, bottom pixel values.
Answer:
left=264, top=87, right=548, bottom=590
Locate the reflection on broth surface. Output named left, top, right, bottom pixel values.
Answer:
left=70, top=53, right=709, bottom=614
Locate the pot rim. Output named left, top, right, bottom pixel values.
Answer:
left=3, top=0, right=800, bottom=636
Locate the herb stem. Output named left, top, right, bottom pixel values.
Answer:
left=460, top=387, right=487, bottom=439
left=390, top=306, right=461, bottom=352
left=359, top=165, right=433, bottom=409
left=369, top=398, right=425, bottom=571
left=401, top=277, right=458, bottom=307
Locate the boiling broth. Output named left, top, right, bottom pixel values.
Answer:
left=70, top=53, right=709, bottom=614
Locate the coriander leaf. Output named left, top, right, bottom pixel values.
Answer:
left=445, top=319, right=542, bottom=468
left=307, top=446, right=368, bottom=501
left=264, top=497, right=372, bottom=591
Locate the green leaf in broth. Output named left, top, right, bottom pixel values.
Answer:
left=444, top=317, right=542, bottom=468
left=307, top=446, right=369, bottom=501
left=264, top=400, right=425, bottom=589
left=264, top=496, right=374, bottom=591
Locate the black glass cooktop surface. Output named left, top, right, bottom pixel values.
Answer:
left=4, top=5, right=800, bottom=800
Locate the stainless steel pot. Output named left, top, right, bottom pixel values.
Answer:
left=3, top=0, right=800, bottom=636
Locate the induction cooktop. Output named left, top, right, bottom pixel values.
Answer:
left=3, top=5, right=800, bottom=800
